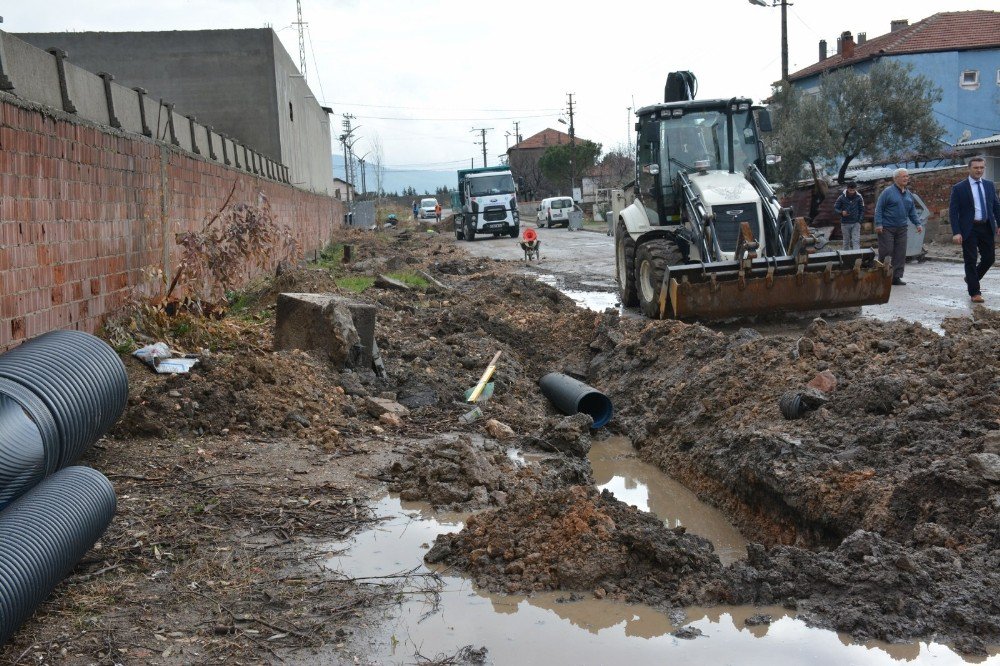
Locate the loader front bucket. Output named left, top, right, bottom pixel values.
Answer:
left=664, top=249, right=892, bottom=320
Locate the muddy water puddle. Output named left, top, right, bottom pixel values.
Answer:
left=534, top=273, right=621, bottom=313
left=324, top=439, right=993, bottom=665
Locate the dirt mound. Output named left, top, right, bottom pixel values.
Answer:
left=587, top=310, right=1000, bottom=651
left=728, top=530, right=1000, bottom=653
left=386, top=434, right=592, bottom=510
left=425, top=486, right=728, bottom=606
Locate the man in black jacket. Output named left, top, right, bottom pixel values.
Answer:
left=950, top=157, right=1000, bottom=303
left=833, top=182, right=864, bottom=250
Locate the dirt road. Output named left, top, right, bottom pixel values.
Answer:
left=459, top=226, right=981, bottom=331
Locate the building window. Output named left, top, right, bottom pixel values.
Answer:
left=960, top=70, right=979, bottom=90
left=289, top=102, right=294, bottom=121
left=997, top=68, right=1000, bottom=86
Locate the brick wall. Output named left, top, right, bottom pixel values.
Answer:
left=0, top=96, right=342, bottom=351
left=782, top=166, right=966, bottom=242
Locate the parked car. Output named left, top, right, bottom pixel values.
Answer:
left=536, top=196, right=575, bottom=228
left=419, top=198, right=438, bottom=220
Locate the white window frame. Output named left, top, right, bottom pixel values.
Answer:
left=960, top=69, right=980, bottom=90
left=996, top=68, right=1000, bottom=86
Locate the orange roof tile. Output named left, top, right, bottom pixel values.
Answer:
left=509, top=128, right=591, bottom=151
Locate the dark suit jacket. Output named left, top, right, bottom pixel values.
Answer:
left=950, top=178, right=1000, bottom=237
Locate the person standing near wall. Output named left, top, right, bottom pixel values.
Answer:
left=950, top=156, right=1000, bottom=304
left=874, top=169, right=923, bottom=286
left=833, top=181, right=864, bottom=251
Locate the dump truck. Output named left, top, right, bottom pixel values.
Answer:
left=616, top=71, right=892, bottom=319
left=452, top=166, right=520, bottom=241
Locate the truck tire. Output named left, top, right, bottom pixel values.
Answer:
left=465, top=219, right=477, bottom=242
left=508, top=225, right=519, bottom=239
left=636, top=239, right=683, bottom=318
left=615, top=222, right=638, bottom=307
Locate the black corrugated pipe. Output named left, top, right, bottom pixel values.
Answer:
left=0, top=330, right=127, bottom=471
left=0, top=465, right=117, bottom=647
left=539, top=373, right=613, bottom=429
left=0, top=378, right=60, bottom=511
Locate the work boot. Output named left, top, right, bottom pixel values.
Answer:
left=892, top=279, right=906, bottom=286
left=972, top=294, right=985, bottom=303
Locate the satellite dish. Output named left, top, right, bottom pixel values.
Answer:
left=958, top=129, right=972, bottom=144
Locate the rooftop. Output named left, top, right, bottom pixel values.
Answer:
left=788, top=11, right=1000, bottom=82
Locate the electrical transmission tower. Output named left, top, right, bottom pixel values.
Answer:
left=294, top=0, right=307, bottom=79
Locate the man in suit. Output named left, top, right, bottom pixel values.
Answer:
left=950, top=156, right=1000, bottom=303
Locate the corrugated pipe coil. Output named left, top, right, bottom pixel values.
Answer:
left=0, top=378, right=59, bottom=510
left=0, top=330, right=127, bottom=481
left=0, top=466, right=117, bottom=647
left=539, top=372, right=613, bottom=429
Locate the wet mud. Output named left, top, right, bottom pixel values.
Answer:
left=6, top=226, right=1000, bottom=662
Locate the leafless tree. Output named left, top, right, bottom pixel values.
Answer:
left=368, top=134, right=387, bottom=197
left=508, top=150, right=546, bottom=201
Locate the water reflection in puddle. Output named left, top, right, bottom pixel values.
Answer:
left=535, top=273, right=619, bottom=313
left=592, top=436, right=747, bottom=565
left=323, top=465, right=994, bottom=664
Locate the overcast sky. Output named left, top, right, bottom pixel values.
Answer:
left=4, top=1, right=992, bottom=173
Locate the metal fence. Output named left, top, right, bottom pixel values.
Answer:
left=345, top=200, right=376, bottom=228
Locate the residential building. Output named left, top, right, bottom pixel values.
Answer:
left=787, top=11, right=1000, bottom=145
left=507, top=128, right=594, bottom=201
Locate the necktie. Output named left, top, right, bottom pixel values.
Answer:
left=977, top=181, right=988, bottom=222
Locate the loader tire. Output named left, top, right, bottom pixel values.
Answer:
left=636, top=239, right=683, bottom=319
left=615, top=221, right=638, bottom=307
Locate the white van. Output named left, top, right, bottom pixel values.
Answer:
left=536, top=196, right=575, bottom=228
left=419, top=198, right=438, bottom=220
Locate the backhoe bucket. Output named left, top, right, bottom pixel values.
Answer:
left=663, top=249, right=892, bottom=320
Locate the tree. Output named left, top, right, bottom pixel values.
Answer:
left=368, top=134, right=387, bottom=197
left=770, top=60, right=943, bottom=185
left=596, top=144, right=635, bottom=189
left=508, top=150, right=546, bottom=201
left=538, top=140, right=602, bottom=191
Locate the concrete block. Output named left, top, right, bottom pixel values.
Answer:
left=274, top=293, right=376, bottom=369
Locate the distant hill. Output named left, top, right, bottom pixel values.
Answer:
left=332, top=155, right=454, bottom=196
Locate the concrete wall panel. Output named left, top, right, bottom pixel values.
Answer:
left=111, top=83, right=143, bottom=135
left=64, top=61, right=110, bottom=126
left=1, top=34, right=62, bottom=109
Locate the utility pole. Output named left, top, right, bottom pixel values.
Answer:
left=359, top=158, right=366, bottom=196
left=512, top=121, right=522, bottom=144
left=294, top=0, right=307, bottom=79
left=471, top=127, right=493, bottom=168
left=748, top=0, right=790, bottom=82
left=340, top=114, right=357, bottom=220
left=566, top=92, right=576, bottom=199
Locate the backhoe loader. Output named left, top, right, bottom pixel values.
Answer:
left=615, top=71, right=891, bottom=320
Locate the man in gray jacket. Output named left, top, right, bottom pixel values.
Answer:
left=833, top=182, right=864, bottom=250
left=874, top=169, right=923, bottom=286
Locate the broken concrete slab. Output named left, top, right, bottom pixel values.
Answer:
left=375, top=274, right=412, bottom=291
left=274, top=293, right=375, bottom=369
left=364, top=396, right=410, bottom=419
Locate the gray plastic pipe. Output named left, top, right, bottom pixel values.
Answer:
left=0, top=466, right=117, bottom=647
left=0, top=330, right=127, bottom=471
left=539, top=372, right=613, bottom=429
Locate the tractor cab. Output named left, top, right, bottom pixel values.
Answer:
left=635, top=98, right=768, bottom=233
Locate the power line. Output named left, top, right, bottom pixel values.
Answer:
left=327, top=100, right=562, bottom=113
left=351, top=112, right=556, bottom=122
left=304, top=24, right=326, bottom=102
